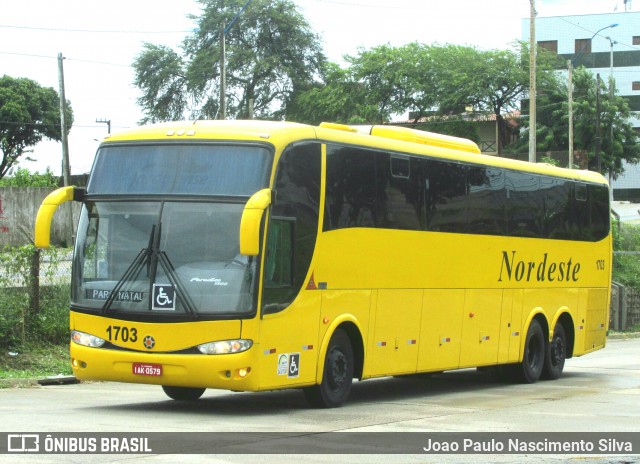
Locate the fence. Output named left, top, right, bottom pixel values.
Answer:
left=0, top=187, right=81, bottom=248
left=610, top=282, right=640, bottom=331
left=0, top=246, right=71, bottom=348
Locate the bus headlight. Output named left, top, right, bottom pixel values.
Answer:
left=197, top=339, right=253, bottom=355
left=71, top=330, right=106, bottom=348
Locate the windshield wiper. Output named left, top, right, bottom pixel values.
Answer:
left=101, top=221, right=198, bottom=318
left=101, top=225, right=155, bottom=314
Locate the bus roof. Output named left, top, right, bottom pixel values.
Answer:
left=100, top=120, right=608, bottom=186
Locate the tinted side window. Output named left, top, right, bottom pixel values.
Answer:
left=575, top=183, right=610, bottom=241
left=589, top=184, right=610, bottom=240
left=539, top=177, right=572, bottom=239
left=376, top=153, right=423, bottom=230
left=323, top=143, right=609, bottom=242
left=262, top=142, right=321, bottom=311
left=466, top=167, right=506, bottom=236
left=505, top=172, right=541, bottom=238
left=325, top=145, right=377, bottom=230
left=424, top=160, right=468, bottom=232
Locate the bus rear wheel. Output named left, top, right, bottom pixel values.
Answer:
left=504, top=319, right=545, bottom=384
left=162, top=385, right=206, bottom=401
left=542, top=323, right=567, bottom=380
left=304, top=329, right=354, bottom=408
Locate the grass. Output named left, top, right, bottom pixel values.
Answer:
left=625, top=323, right=640, bottom=332
left=0, top=344, right=72, bottom=386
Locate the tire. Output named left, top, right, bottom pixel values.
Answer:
left=162, top=385, right=206, bottom=401
left=304, top=329, right=354, bottom=408
left=510, top=319, right=545, bottom=384
left=542, top=323, right=567, bottom=380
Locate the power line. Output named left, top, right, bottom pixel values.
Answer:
left=0, top=51, right=56, bottom=60
left=0, top=24, right=191, bottom=35
left=0, top=51, right=132, bottom=68
left=556, top=17, right=640, bottom=52
left=304, top=0, right=400, bottom=8
left=0, top=120, right=133, bottom=130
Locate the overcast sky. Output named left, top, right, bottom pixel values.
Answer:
left=0, top=0, right=631, bottom=175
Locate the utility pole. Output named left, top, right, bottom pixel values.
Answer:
left=528, top=0, right=537, bottom=163
left=57, top=53, right=71, bottom=189
left=595, top=73, right=602, bottom=173
left=58, top=52, right=74, bottom=245
left=567, top=60, right=573, bottom=169
left=608, top=36, right=616, bottom=187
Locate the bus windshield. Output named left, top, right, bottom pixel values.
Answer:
left=87, top=143, right=272, bottom=196
left=71, top=142, right=273, bottom=319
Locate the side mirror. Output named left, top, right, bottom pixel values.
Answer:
left=239, top=189, right=272, bottom=256
left=34, top=186, right=85, bottom=248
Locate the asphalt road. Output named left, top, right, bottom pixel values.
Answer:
left=1, top=337, right=639, bottom=464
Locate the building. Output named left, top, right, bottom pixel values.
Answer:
left=522, top=10, right=640, bottom=200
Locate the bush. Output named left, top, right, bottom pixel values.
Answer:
left=0, top=246, right=71, bottom=350
left=613, top=224, right=640, bottom=289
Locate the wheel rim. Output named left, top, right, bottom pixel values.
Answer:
left=327, top=347, right=348, bottom=391
left=550, top=335, right=566, bottom=368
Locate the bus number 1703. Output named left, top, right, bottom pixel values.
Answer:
left=106, top=325, right=138, bottom=343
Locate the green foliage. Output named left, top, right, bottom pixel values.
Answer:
left=0, top=245, right=70, bottom=350
left=613, top=224, right=640, bottom=289
left=539, top=156, right=560, bottom=166
left=133, top=0, right=325, bottom=122
left=0, top=167, right=58, bottom=187
left=409, top=120, right=480, bottom=144
left=0, top=75, right=73, bottom=180
left=0, top=344, right=72, bottom=381
left=290, top=42, right=554, bottom=148
left=515, top=66, right=640, bottom=175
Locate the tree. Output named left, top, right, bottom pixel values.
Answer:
left=288, top=62, right=368, bottom=125
left=518, top=66, right=640, bottom=177
left=573, top=69, right=640, bottom=177
left=133, top=0, right=325, bottom=122
left=0, top=167, right=58, bottom=187
left=0, top=75, right=73, bottom=180
left=434, top=43, right=562, bottom=155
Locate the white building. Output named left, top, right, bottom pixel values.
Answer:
left=522, top=10, right=640, bottom=200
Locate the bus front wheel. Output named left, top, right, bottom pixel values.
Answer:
left=162, top=385, right=206, bottom=401
left=304, top=329, right=354, bottom=408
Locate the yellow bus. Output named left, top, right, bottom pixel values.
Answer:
left=35, top=120, right=612, bottom=408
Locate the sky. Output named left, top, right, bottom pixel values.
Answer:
left=0, top=0, right=633, bottom=175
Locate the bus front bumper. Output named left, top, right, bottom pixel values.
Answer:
left=70, top=343, right=261, bottom=391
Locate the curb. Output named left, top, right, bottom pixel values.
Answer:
left=607, top=331, right=640, bottom=340
left=0, top=376, right=79, bottom=389
left=0, top=378, right=40, bottom=389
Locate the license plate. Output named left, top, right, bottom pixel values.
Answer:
left=132, top=363, right=162, bottom=377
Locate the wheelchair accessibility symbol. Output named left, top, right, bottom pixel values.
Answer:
left=152, top=284, right=176, bottom=310
left=288, top=353, right=300, bottom=378
left=276, top=353, right=300, bottom=378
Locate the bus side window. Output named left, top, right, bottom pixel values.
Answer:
left=464, top=166, right=506, bottom=235
left=264, top=217, right=294, bottom=288
left=376, top=153, right=423, bottom=231
left=262, top=142, right=321, bottom=313
left=505, top=171, right=541, bottom=238
left=424, top=159, right=468, bottom=232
